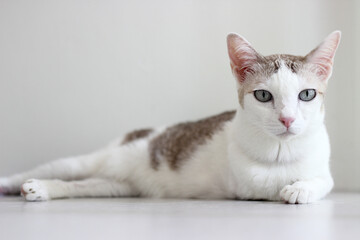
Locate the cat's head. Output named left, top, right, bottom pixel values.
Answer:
left=227, top=31, right=341, bottom=140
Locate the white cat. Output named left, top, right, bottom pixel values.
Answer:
left=0, top=31, right=341, bottom=204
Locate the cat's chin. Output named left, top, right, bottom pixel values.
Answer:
left=276, top=131, right=297, bottom=140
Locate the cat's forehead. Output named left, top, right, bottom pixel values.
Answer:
left=262, top=54, right=325, bottom=91
left=261, top=54, right=306, bottom=76
left=249, top=54, right=307, bottom=90
left=238, top=54, right=323, bottom=107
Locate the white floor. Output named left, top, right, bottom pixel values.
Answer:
left=1, top=193, right=359, bottom=240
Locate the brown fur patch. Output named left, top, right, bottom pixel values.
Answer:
left=149, top=111, right=236, bottom=170
left=121, top=128, right=153, bottom=145
left=265, top=54, right=306, bottom=73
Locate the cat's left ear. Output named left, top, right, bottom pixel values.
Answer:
left=305, top=31, right=341, bottom=81
left=227, top=33, right=262, bottom=83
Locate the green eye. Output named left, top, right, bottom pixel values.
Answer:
left=254, top=90, right=272, bottom=102
left=299, top=89, right=316, bottom=101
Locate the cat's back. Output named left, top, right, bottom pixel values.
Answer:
left=148, top=110, right=236, bottom=170
left=105, top=111, right=236, bottom=198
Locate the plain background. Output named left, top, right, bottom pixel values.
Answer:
left=0, top=0, right=359, bottom=191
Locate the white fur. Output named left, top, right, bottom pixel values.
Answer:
left=0, top=64, right=333, bottom=203
left=0, top=33, right=339, bottom=204
left=227, top=64, right=333, bottom=202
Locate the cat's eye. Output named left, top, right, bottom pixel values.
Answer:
left=299, top=89, right=316, bottom=101
left=254, top=90, right=273, bottom=102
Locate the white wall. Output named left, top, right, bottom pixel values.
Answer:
left=354, top=0, right=360, bottom=192
left=322, top=0, right=359, bottom=191
left=0, top=0, right=358, bottom=191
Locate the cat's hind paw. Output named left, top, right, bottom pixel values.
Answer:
left=280, top=183, right=314, bottom=204
left=21, top=179, right=49, bottom=201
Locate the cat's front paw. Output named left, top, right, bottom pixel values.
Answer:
left=280, top=182, right=314, bottom=204
left=21, top=179, right=49, bottom=201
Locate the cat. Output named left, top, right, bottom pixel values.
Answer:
left=0, top=31, right=341, bottom=204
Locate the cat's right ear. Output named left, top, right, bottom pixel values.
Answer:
left=305, top=31, right=341, bottom=81
left=227, top=33, right=261, bottom=83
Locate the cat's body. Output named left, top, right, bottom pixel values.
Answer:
left=0, top=31, right=340, bottom=204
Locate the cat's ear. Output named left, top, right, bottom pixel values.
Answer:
left=227, top=33, right=262, bottom=83
left=305, top=31, right=341, bottom=81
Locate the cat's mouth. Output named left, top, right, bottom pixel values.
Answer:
left=277, top=130, right=296, bottom=138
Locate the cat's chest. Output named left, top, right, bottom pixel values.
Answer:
left=229, top=156, right=305, bottom=200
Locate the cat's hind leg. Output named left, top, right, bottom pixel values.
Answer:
left=21, top=178, right=135, bottom=201
left=0, top=150, right=109, bottom=195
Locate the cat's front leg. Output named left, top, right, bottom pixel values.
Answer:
left=279, top=176, right=334, bottom=204
left=0, top=177, right=20, bottom=195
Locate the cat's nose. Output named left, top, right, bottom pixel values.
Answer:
left=279, top=117, right=295, bottom=128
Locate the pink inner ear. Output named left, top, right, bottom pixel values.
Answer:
left=307, top=46, right=334, bottom=79
left=233, top=65, right=255, bottom=83
left=312, top=56, right=332, bottom=79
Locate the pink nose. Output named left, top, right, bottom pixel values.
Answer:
left=279, top=117, right=295, bottom=128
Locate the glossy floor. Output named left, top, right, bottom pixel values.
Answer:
left=0, top=193, right=359, bottom=240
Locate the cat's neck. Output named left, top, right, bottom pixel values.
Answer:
left=229, top=107, right=325, bottom=164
